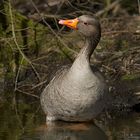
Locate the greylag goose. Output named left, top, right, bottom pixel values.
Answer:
left=41, top=15, right=109, bottom=122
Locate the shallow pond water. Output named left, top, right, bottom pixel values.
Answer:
left=0, top=98, right=140, bottom=140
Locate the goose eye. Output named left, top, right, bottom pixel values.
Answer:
left=84, top=22, right=88, bottom=25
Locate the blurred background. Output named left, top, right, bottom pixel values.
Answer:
left=0, top=0, right=140, bottom=140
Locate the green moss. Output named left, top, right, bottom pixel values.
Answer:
left=121, top=73, right=140, bottom=81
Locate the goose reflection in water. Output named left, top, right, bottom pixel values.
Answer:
left=28, top=122, right=108, bottom=140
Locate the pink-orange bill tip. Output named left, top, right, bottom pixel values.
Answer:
left=58, top=20, right=64, bottom=25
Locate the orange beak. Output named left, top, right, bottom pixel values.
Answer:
left=59, top=18, right=79, bottom=30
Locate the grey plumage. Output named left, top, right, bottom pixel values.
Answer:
left=41, top=15, right=109, bottom=122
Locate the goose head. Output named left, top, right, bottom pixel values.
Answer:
left=59, top=15, right=101, bottom=38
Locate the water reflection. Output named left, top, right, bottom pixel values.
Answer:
left=0, top=100, right=140, bottom=140
left=106, top=113, right=140, bottom=140
left=22, top=122, right=108, bottom=140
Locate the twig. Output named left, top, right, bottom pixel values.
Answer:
left=30, top=0, right=78, bottom=55
left=29, top=105, right=41, bottom=122
left=14, top=57, right=24, bottom=91
left=16, top=89, right=40, bottom=99
left=31, top=79, right=48, bottom=89
left=96, top=0, right=121, bottom=17
left=28, top=13, right=61, bottom=21
left=8, top=0, right=41, bottom=81
left=138, top=0, right=140, bottom=15
left=102, top=30, right=129, bottom=35
left=66, top=0, right=81, bottom=11
left=102, top=64, right=116, bottom=73
left=13, top=97, right=25, bottom=131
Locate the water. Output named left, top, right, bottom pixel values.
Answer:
left=0, top=99, right=140, bottom=140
